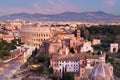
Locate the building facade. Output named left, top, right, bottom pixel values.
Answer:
left=21, top=25, right=53, bottom=47
left=81, top=41, right=94, bottom=53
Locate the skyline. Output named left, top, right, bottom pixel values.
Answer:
left=0, top=0, right=120, bottom=16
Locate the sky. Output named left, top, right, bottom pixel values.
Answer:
left=0, top=0, right=120, bottom=16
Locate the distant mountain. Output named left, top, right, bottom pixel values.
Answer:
left=0, top=11, right=120, bottom=22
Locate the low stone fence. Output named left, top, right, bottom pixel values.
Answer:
left=2, top=49, right=21, bottom=63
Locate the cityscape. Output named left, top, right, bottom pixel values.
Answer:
left=0, top=0, right=120, bottom=80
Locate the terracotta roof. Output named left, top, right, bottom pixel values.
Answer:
left=52, top=53, right=100, bottom=62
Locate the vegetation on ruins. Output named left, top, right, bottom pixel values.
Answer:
left=0, top=38, right=23, bottom=58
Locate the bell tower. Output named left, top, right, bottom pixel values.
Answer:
left=77, top=30, right=81, bottom=38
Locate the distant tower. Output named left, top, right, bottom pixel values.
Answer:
left=77, top=30, right=81, bottom=38
left=65, top=47, right=69, bottom=55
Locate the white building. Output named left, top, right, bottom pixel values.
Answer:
left=81, top=41, right=94, bottom=52
left=58, top=59, right=80, bottom=73
left=23, top=46, right=35, bottom=62
left=50, top=54, right=81, bottom=73
left=51, top=52, right=107, bottom=80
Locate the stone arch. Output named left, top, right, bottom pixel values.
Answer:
left=110, top=43, right=118, bottom=53
left=113, top=47, right=116, bottom=52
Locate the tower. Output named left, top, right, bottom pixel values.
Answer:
left=65, top=47, right=69, bottom=55
left=77, top=30, right=81, bottom=38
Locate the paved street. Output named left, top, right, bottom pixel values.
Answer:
left=0, top=55, right=24, bottom=80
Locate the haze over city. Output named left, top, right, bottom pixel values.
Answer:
left=0, top=0, right=120, bottom=16
left=0, top=0, right=120, bottom=80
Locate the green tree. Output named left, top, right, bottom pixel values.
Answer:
left=48, top=67, right=54, bottom=74
left=0, top=50, right=10, bottom=58
left=37, top=56, right=49, bottom=62
left=52, top=76, right=58, bottom=80
left=36, top=66, right=44, bottom=74
left=63, top=72, right=74, bottom=80
left=0, top=52, right=4, bottom=58
left=92, top=44, right=102, bottom=50
left=118, top=48, right=120, bottom=54
left=31, top=47, right=38, bottom=57
left=11, top=39, right=17, bottom=45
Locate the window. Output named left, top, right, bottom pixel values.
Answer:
left=60, top=69, right=61, bottom=72
left=82, top=70, right=84, bottom=72
left=82, top=61, right=85, bottom=64
left=41, top=34, right=43, bottom=36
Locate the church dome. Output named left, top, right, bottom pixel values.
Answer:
left=89, top=62, right=114, bottom=80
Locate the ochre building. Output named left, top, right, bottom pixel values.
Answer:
left=21, top=25, right=53, bottom=47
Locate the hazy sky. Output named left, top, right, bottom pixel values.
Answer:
left=0, top=0, right=120, bottom=16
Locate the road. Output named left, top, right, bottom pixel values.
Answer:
left=0, top=55, right=24, bottom=80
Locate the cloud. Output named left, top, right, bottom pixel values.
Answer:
left=33, top=3, right=56, bottom=13
left=33, top=0, right=78, bottom=14
left=0, top=0, right=79, bottom=16
left=0, top=7, right=36, bottom=16
left=105, top=0, right=115, bottom=6
left=47, top=0, right=54, bottom=5
left=33, top=3, right=42, bottom=12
